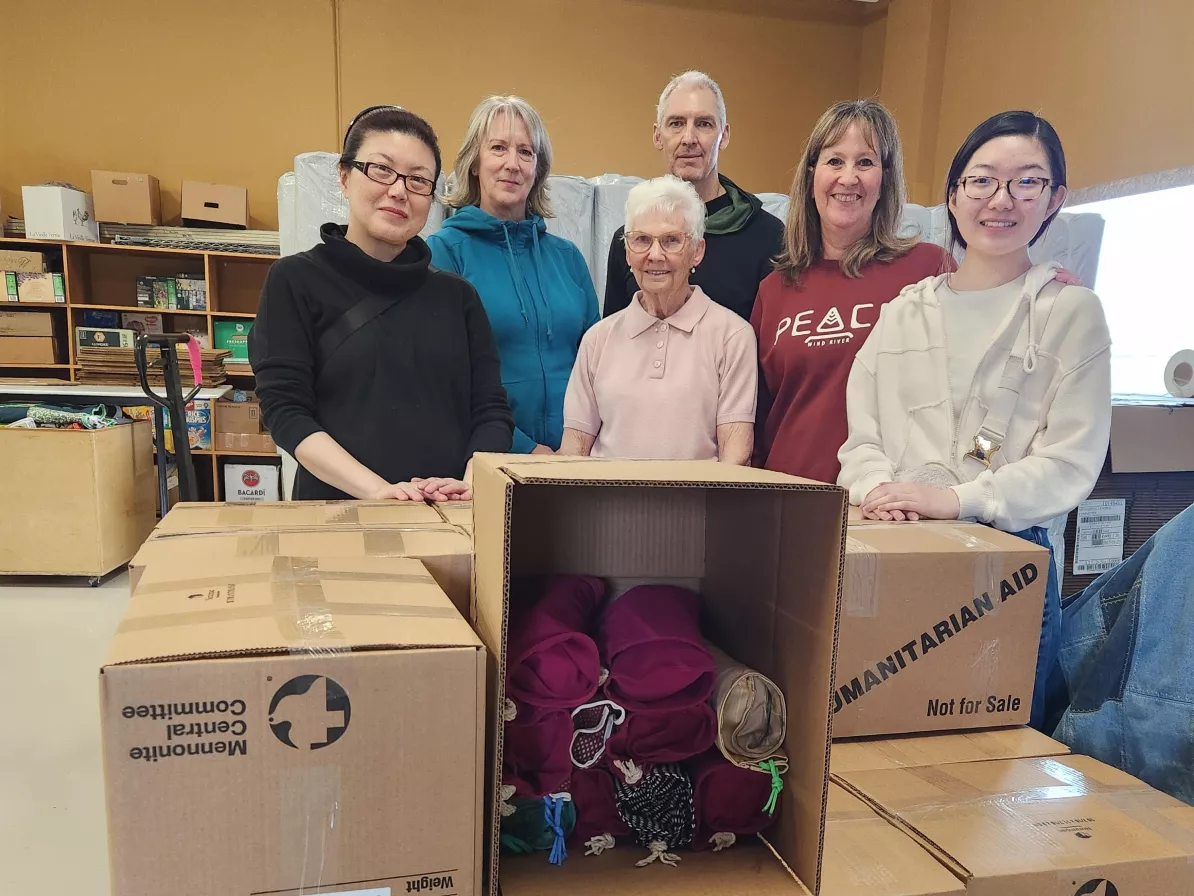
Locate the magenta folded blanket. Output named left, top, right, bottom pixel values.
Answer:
left=569, top=766, right=630, bottom=844
left=507, top=575, right=604, bottom=709
left=502, top=706, right=573, bottom=798
left=598, top=584, right=716, bottom=711
left=685, top=748, right=778, bottom=850
left=606, top=703, right=717, bottom=767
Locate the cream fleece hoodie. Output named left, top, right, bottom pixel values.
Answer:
left=837, top=263, right=1111, bottom=532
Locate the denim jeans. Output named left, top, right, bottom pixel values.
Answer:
left=1051, top=504, right=1194, bottom=804
left=1009, top=526, right=1062, bottom=732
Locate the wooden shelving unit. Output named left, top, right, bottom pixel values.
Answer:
left=0, top=234, right=278, bottom=501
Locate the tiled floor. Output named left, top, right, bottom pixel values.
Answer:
left=0, top=573, right=130, bottom=896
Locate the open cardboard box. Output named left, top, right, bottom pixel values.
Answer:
left=471, top=455, right=847, bottom=895
left=831, top=725, right=1069, bottom=776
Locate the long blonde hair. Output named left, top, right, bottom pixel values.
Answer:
left=775, top=100, right=917, bottom=282
left=443, top=95, right=554, bottom=218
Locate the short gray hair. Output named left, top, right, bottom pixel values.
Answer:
left=656, top=70, right=727, bottom=129
left=444, top=95, right=555, bottom=217
left=625, top=175, right=706, bottom=242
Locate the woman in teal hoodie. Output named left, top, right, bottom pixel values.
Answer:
left=428, top=95, right=599, bottom=454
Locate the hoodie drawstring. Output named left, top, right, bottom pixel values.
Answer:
left=501, top=225, right=531, bottom=325
left=1021, top=262, right=1060, bottom=374
left=530, top=226, right=554, bottom=341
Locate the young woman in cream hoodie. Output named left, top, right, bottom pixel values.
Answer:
left=837, top=111, right=1112, bottom=729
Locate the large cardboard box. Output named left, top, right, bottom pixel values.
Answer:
left=0, top=334, right=57, bottom=363
left=836, top=755, right=1194, bottom=896
left=0, top=421, right=155, bottom=575
left=833, top=522, right=1049, bottom=739
left=21, top=184, right=100, bottom=242
left=101, top=555, right=486, bottom=896
left=1110, top=404, right=1194, bottom=473
left=831, top=726, right=1069, bottom=776
left=0, top=309, right=54, bottom=337
left=472, top=456, right=846, bottom=895
left=434, top=499, right=473, bottom=536
left=181, top=180, right=248, bottom=228
left=130, top=521, right=474, bottom=618
left=821, top=783, right=964, bottom=895
left=91, top=169, right=162, bottom=224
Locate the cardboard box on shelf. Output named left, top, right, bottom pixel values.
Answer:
left=0, top=309, right=54, bottom=337
left=224, top=461, right=281, bottom=502
left=21, top=184, right=100, bottom=242
left=0, top=248, right=47, bottom=272
left=832, top=522, right=1048, bottom=739
left=16, top=271, right=65, bottom=303
left=821, top=784, right=964, bottom=896
left=0, top=420, right=155, bottom=575
left=101, top=555, right=485, bottom=896
left=214, top=320, right=251, bottom=360
left=76, top=326, right=135, bottom=349
left=831, top=726, right=1069, bottom=776
left=90, top=170, right=161, bottom=225
left=1110, top=404, right=1194, bottom=473
left=216, top=431, right=275, bottom=454
left=0, top=335, right=58, bottom=364
left=215, top=397, right=261, bottom=435
left=472, top=456, right=846, bottom=896
left=120, top=312, right=163, bottom=336
left=129, top=521, right=473, bottom=618
left=181, top=180, right=248, bottom=229
left=836, top=755, right=1194, bottom=896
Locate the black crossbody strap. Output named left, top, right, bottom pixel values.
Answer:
left=315, top=294, right=394, bottom=378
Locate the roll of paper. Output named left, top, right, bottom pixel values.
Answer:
left=1165, top=350, right=1194, bottom=398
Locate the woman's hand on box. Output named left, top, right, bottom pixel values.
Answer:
left=861, top=482, right=960, bottom=522
left=372, top=481, right=428, bottom=501
left=414, top=477, right=472, bottom=502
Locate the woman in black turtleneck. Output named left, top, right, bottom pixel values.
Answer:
left=249, top=106, right=513, bottom=501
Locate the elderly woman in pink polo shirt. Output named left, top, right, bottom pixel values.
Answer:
left=559, top=175, right=757, bottom=462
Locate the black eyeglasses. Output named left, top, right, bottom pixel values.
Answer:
left=348, top=160, right=435, bottom=196
left=956, top=176, right=1052, bottom=201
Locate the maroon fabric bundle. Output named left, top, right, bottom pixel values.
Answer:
left=507, top=575, right=604, bottom=710
left=502, top=706, right=573, bottom=798
left=569, top=766, right=630, bottom=844
left=598, top=585, right=716, bottom=711
left=685, top=748, right=778, bottom=849
left=605, top=703, right=717, bottom=767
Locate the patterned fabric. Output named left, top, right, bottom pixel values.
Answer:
left=613, top=762, right=695, bottom=851
left=570, top=699, right=625, bottom=768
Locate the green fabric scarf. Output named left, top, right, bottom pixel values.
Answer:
left=703, top=175, right=756, bottom=236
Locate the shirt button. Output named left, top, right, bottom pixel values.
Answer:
left=654, top=360, right=661, bottom=368
left=656, top=341, right=664, bottom=348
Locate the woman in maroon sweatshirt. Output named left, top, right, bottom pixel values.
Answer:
left=751, top=100, right=953, bottom=482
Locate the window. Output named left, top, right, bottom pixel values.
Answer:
left=1070, top=183, right=1194, bottom=398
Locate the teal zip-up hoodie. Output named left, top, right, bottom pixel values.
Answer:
left=427, top=206, right=599, bottom=452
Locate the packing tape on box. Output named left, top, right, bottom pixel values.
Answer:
left=844, top=536, right=881, bottom=618
left=277, top=764, right=343, bottom=885
left=233, top=530, right=407, bottom=557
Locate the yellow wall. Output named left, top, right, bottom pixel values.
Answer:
left=934, top=0, right=1194, bottom=193
left=1, top=0, right=864, bottom=230
left=858, top=15, right=887, bottom=99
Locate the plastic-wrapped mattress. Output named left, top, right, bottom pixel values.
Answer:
left=277, top=172, right=298, bottom=257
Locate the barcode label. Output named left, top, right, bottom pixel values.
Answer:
left=1073, top=498, right=1126, bottom=576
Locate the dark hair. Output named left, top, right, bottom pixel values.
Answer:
left=339, top=105, right=442, bottom=183
left=945, top=110, right=1066, bottom=250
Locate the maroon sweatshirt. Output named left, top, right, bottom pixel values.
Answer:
left=751, top=242, right=955, bottom=484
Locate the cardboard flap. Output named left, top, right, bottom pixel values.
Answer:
left=500, top=838, right=810, bottom=896
left=106, top=556, right=481, bottom=666
left=154, top=500, right=446, bottom=534
left=836, top=756, right=1194, bottom=881
left=831, top=727, right=1070, bottom=775
left=482, top=454, right=836, bottom=489
left=845, top=522, right=1049, bottom=555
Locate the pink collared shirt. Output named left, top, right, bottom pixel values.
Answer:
left=563, top=286, right=757, bottom=460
